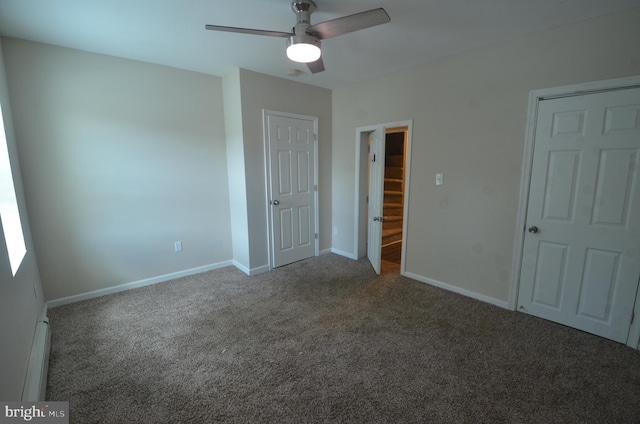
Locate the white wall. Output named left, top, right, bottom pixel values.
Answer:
left=3, top=39, right=233, bottom=301
left=0, top=39, right=46, bottom=400
left=331, top=9, right=640, bottom=305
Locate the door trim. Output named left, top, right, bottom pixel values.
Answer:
left=353, top=120, right=413, bottom=273
left=263, top=109, right=319, bottom=269
left=509, top=75, right=640, bottom=349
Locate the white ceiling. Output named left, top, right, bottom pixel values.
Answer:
left=1, top=0, right=639, bottom=89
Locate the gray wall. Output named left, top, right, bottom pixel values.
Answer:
left=222, top=69, right=251, bottom=270
left=235, top=69, right=332, bottom=271
left=331, top=8, right=640, bottom=305
left=0, top=39, right=46, bottom=400
left=2, top=39, right=332, bottom=301
left=3, top=39, right=233, bottom=301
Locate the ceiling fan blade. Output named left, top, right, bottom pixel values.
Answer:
left=205, top=24, right=292, bottom=38
left=306, top=57, right=325, bottom=74
left=307, top=8, right=390, bottom=40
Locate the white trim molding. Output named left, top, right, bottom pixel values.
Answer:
left=47, top=260, right=234, bottom=308
left=330, top=247, right=358, bottom=260
left=235, top=261, right=270, bottom=276
left=319, top=247, right=332, bottom=255
left=405, top=272, right=511, bottom=310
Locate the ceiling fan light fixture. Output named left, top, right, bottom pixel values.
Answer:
left=205, top=1, right=390, bottom=73
left=286, top=34, right=321, bottom=63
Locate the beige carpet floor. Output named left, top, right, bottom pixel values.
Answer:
left=46, top=254, right=640, bottom=423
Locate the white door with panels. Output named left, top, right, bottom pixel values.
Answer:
left=265, top=112, right=318, bottom=268
left=367, top=128, right=385, bottom=274
left=518, top=87, right=640, bottom=343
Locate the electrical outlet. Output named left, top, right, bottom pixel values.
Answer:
left=333, top=227, right=338, bottom=236
left=174, top=241, right=183, bottom=252
left=436, top=173, right=444, bottom=186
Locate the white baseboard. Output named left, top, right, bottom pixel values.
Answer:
left=233, top=261, right=270, bottom=276
left=47, top=260, right=234, bottom=308
left=330, top=248, right=358, bottom=260
left=22, top=318, right=51, bottom=402
left=403, top=272, right=511, bottom=310
left=232, top=261, right=251, bottom=275
left=235, top=251, right=336, bottom=275
left=249, top=264, right=270, bottom=275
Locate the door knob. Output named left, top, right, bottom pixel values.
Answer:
left=528, top=225, right=539, bottom=234
left=272, top=200, right=280, bottom=205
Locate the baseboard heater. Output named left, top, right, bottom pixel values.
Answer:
left=22, top=318, right=51, bottom=401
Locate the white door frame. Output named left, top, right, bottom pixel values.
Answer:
left=354, top=120, right=413, bottom=273
left=263, top=109, right=319, bottom=269
left=509, top=75, right=640, bottom=349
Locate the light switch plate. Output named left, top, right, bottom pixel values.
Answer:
left=436, top=173, right=444, bottom=186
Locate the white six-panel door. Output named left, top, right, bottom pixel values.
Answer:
left=518, top=88, right=640, bottom=343
left=266, top=113, right=317, bottom=268
left=367, top=128, right=385, bottom=274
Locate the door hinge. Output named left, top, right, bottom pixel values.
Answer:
left=632, top=310, right=635, bottom=325
left=314, top=133, right=317, bottom=141
left=314, top=184, right=318, bottom=191
left=314, top=233, right=318, bottom=240
left=366, top=195, right=369, bottom=204
left=371, top=153, right=376, bottom=162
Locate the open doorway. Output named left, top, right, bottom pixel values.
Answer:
left=380, top=129, right=407, bottom=268
left=354, top=121, right=412, bottom=275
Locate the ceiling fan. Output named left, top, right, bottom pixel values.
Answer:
left=205, top=0, right=390, bottom=74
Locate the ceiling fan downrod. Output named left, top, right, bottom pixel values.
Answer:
left=291, top=0, right=317, bottom=26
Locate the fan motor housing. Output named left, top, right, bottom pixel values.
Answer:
left=291, top=0, right=317, bottom=23
left=292, top=1, right=317, bottom=14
